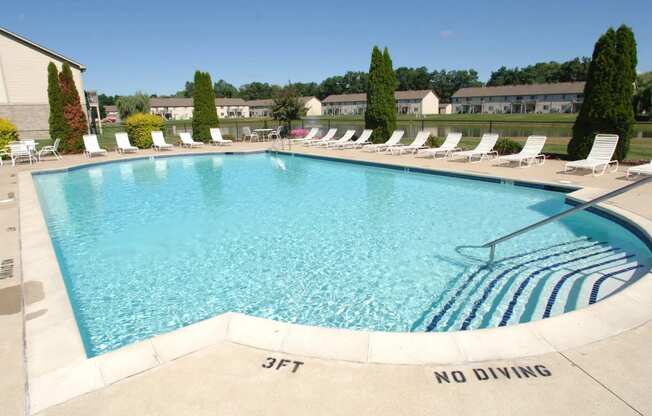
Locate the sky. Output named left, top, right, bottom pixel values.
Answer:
left=1, top=0, right=650, bottom=95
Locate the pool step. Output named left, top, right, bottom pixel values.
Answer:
left=422, top=239, right=646, bottom=332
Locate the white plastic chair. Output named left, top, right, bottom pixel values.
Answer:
left=9, top=143, right=35, bottom=165
left=305, top=128, right=337, bottom=146
left=386, top=131, right=430, bottom=155
left=179, top=132, right=203, bottom=148
left=496, top=135, right=547, bottom=167
left=38, top=138, right=62, bottom=160
left=209, top=128, right=233, bottom=146
left=333, top=129, right=373, bottom=149
left=115, top=133, right=138, bottom=153
left=361, top=130, right=405, bottom=152
left=449, top=133, right=499, bottom=162
left=416, top=133, right=462, bottom=158
left=151, top=131, right=174, bottom=151
left=82, top=134, right=108, bottom=158
left=565, top=134, right=619, bottom=176
left=627, top=161, right=652, bottom=179
left=241, top=127, right=259, bottom=142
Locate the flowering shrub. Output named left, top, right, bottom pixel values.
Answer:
left=0, top=118, right=18, bottom=150
left=124, top=113, right=165, bottom=148
left=290, top=128, right=308, bottom=138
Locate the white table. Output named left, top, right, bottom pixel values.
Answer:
left=253, top=129, right=273, bottom=140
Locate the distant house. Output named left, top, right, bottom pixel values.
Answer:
left=149, top=97, right=250, bottom=120
left=438, top=103, right=453, bottom=115
left=104, top=105, right=118, bottom=122
left=0, top=26, right=86, bottom=138
left=246, top=96, right=322, bottom=117
left=322, top=90, right=439, bottom=116
left=452, top=82, right=585, bottom=114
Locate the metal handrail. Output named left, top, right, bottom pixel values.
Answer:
left=462, top=175, right=652, bottom=263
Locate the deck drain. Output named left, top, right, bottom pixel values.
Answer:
left=6, top=226, right=16, bottom=232
left=0, top=259, right=14, bottom=280
left=8, top=192, right=14, bottom=198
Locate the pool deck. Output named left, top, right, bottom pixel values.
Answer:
left=1, top=142, right=651, bottom=415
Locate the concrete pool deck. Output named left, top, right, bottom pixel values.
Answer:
left=1, top=141, right=651, bottom=415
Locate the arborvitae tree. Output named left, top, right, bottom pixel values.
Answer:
left=191, top=71, right=219, bottom=142
left=58, top=63, right=87, bottom=153
left=612, top=25, right=637, bottom=160
left=568, top=26, right=637, bottom=161
left=47, top=62, right=67, bottom=142
left=365, top=46, right=396, bottom=143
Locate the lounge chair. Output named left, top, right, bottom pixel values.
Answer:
left=416, top=133, right=462, bottom=158
left=386, top=131, right=430, bottom=155
left=151, top=131, right=174, bottom=151
left=115, top=133, right=138, bottom=153
left=241, top=127, right=259, bottom=142
left=496, top=135, right=547, bottom=167
left=179, top=132, right=204, bottom=148
left=323, top=130, right=356, bottom=148
left=627, top=161, right=652, bottom=179
left=305, top=128, right=337, bottom=146
left=565, top=134, right=619, bottom=176
left=209, top=128, right=233, bottom=145
left=290, top=127, right=319, bottom=144
left=82, top=134, right=108, bottom=158
left=269, top=125, right=283, bottom=140
left=449, top=133, right=499, bottom=162
left=8, top=143, right=36, bottom=165
left=361, top=130, right=405, bottom=152
left=38, top=138, right=62, bottom=160
left=333, top=129, right=373, bottom=149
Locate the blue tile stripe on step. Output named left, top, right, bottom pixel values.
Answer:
left=425, top=241, right=604, bottom=332
left=542, top=254, right=634, bottom=318
left=496, top=248, right=619, bottom=327
left=460, top=244, right=611, bottom=330
left=588, top=265, right=643, bottom=304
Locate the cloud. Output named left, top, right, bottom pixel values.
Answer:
left=439, top=30, right=454, bottom=39
left=18, top=13, right=25, bottom=21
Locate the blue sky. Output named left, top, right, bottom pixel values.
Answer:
left=2, top=0, right=650, bottom=95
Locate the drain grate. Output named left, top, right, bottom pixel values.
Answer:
left=0, top=258, right=14, bottom=280
left=6, top=226, right=16, bottom=232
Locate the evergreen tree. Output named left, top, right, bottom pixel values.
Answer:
left=192, top=71, right=219, bottom=142
left=47, top=62, right=66, bottom=141
left=568, top=26, right=637, bottom=161
left=365, top=46, right=396, bottom=143
left=612, top=25, right=637, bottom=160
left=58, top=63, right=87, bottom=153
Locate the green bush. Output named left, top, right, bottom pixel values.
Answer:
left=426, top=136, right=443, bottom=147
left=124, top=113, right=165, bottom=148
left=494, top=138, right=523, bottom=155
left=0, top=118, right=19, bottom=150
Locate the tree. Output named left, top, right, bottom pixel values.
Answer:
left=175, top=81, right=194, bottom=98
left=47, top=62, right=67, bottom=141
left=487, top=58, right=591, bottom=86
left=292, top=82, right=320, bottom=98
left=97, top=93, right=118, bottom=118
left=238, top=82, right=281, bottom=100
left=116, top=92, right=150, bottom=120
left=58, top=63, right=87, bottom=153
left=365, top=46, right=396, bottom=143
left=430, top=69, right=482, bottom=102
left=396, top=67, right=431, bottom=91
left=271, top=86, right=306, bottom=133
left=192, top=70, right=219, bottom=142
left=568, top=26, right=637, bottom=161
left=634, top=71, right=652, bottom=116
left=213, top=79, right=239, bottom=98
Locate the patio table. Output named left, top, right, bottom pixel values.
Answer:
left=253, top=128, right=273, bottom=140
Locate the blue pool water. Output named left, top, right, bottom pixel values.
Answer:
left=34, top=153, right=651, bottom=356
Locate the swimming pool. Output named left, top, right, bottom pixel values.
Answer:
left=33, top=153, right=651, bottom=357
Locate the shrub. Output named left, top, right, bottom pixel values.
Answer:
left=58, top=63, right=87, bottom=153
left=124, top=113, right=165, bottom=148
left=365, top=46, right=397, bottom=143
left=192, top=71, right=219, bottom=142
left=290, top=128, right=308, bottom=138
left=494, top=138, right=523, bottom=155
left=426, top=136, right=443, bottom=148
left=0, top=118, right=18, bottom=149
left=47, top=62, right=66, bottom=141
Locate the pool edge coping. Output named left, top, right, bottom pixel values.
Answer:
left=19, top=150, right=652, bottom=414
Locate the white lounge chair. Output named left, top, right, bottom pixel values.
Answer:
left=151, top=131, right=174, bottom=151
left=565, top=134, right=619, bottom=176
left=209, top=128, right=233, bottom=145
left=38, top=138, right=62, bottom=160
left=179, top=132, right=203, bottom=148
left=333, top=129, right=373, bottom=149
left=386, top=131, right=430, bottom=155
left=82, top=134, right=108, bottom=158
left=115, top=133, right=138, bottom=153
left=305, top=128, right=337, bottom=146
left=290, top=127, right=319, bottom=144
left=323, top=130, right=356, bottom=148
left=449, top=133, right=499, bottom=162
left=361, top=130, right=405, bottom=152
left=8, top=143, right=36, bottom=165
left=416, top=133, right=462, bottom=158
left=627, top=161, right=652, bottom=179
left=496, top=135, right=547, bottom=167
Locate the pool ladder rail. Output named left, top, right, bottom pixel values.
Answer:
left=271, top=137, right=292, bottom=152
left=457, top=175, right=652, bottom=264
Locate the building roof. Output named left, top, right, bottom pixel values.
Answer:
left=0, top=26, right=85, bottom=70
left=245, top=96, right=317, bottom=107
left=150, top=97, right=247, bottom=107
left=453, top=82, right=586, bottom=98
left=322, top=90, right=434, bottom=103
